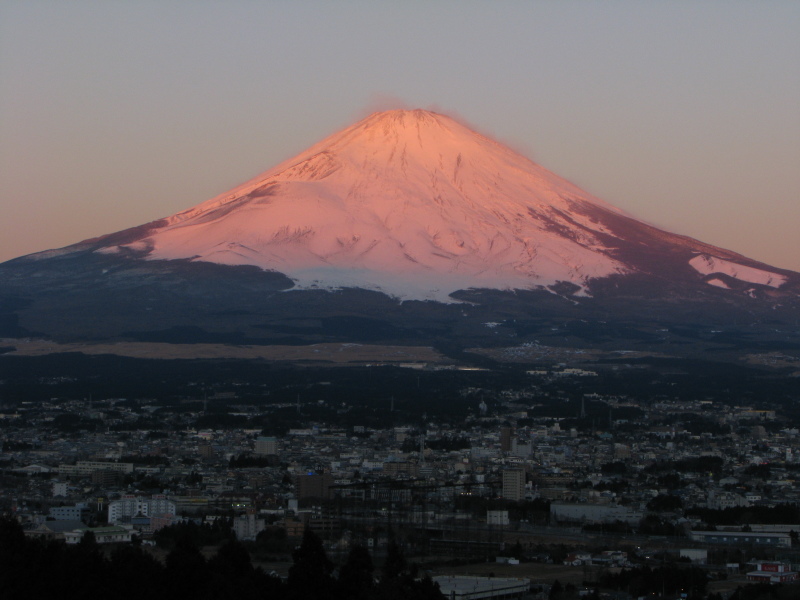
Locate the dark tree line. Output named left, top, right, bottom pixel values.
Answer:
left=285, top=529, right=442, bottom=600
left=229, top=454, right=278, bottom=468
left=599, top=564, right=708, bottom=599
left=119, top=454, right=170, bottom=466
left=686, top=503, right=800, bottom=526
left=646, top=456, right=725, bottom=476
left=646, top=493, right=683, bottom=512
left=725, top=581, right=800, bottom=600
left=0, top=517, right=280, bottom=600
left=401, top=435, right=471, bottom=452
left=153, top=518, right=235, bottom=549
left=600, top=461, right=628, bottom=475
left=0, top=517, right=443, bottom=600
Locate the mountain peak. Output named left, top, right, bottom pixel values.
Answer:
left=357, top=108, right=465, bottom=133
left=364, top=107, right=441, bottom=122
left=63, top=110, right=795, bottom=301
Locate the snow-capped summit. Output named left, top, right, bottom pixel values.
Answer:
left=39, top=109, right=799, bottom=300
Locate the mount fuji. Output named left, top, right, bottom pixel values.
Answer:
left=1, top=109, right=798, bottom=357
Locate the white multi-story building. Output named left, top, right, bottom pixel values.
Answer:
left=233, top=510, right=266, bottom=541
left=511, top=439, right=532, bottom=458
left=107, top=494, right=176, bottom=524
left=502, top=469, right=525, bottom=502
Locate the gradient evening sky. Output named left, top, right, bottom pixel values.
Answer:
left=1, top=1, right=799, bottom=270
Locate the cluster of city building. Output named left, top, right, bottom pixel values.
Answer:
left=2, top=392, right=799, bottom=567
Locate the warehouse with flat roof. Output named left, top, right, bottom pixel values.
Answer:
left=432, top=576, right=529, bottom=600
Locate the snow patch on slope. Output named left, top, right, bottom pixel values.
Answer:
left=706, top=277, right=730, bottom=289
left=690, top=254, right=786, bottom=288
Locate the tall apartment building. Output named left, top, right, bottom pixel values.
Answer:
left=233, top=509, right=266, bottom=541
left=92, top=469, right=123, bottom=487
left=296, top=472, right=334, bottom=500
left=255, top=436, right=279, bottom=455
left=500, top=427, right=513, bottom=453
left=383, top=461, right=419, bottom=478
left=502, top=469, right=526, bottom=502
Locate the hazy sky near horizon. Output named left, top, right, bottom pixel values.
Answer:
left=2, top=2, right=799, bottom=271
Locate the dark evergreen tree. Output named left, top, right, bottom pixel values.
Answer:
left=209, top=538, right=255, bottom=579
left=108, top=544, right=165, bottom=600
left=0, top=517, right=31, bottom=598
left=337, top=544, right=375, bottom=600
left=376, top=539, right=442, bottom=600
left=207, top=538, right=266, bottom=600
left=164, top=534, right=210, bottom=599
left=288, top=529, right=334, bottom=600
left=381, top=539, right=408, bottom=583
left=59, top=529, right=112, bottom=596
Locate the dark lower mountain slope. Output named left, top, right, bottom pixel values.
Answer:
left=1, top=249, right=798, bottom=363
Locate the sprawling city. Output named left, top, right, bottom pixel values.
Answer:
left=2, top=353, right=800, bottom=599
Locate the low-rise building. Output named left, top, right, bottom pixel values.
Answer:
left=746, top=561, right=798, bottom=583
left=63, top=526, right=132, bottom=545
left=49, top=503, right=91, bottom=522
left=551, top=502, right=642, bottom=525
left=689, top=530, right=792, bottom=548
left=433, top=576, right=529, bottom=600
left=487, top=510, right=509, bottom=526
left=58, top=461, right=134, bottom=477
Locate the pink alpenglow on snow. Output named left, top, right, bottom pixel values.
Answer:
left=90, top=109, right=790, bottom=301
left=689, top=254, right=787, bottom=289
